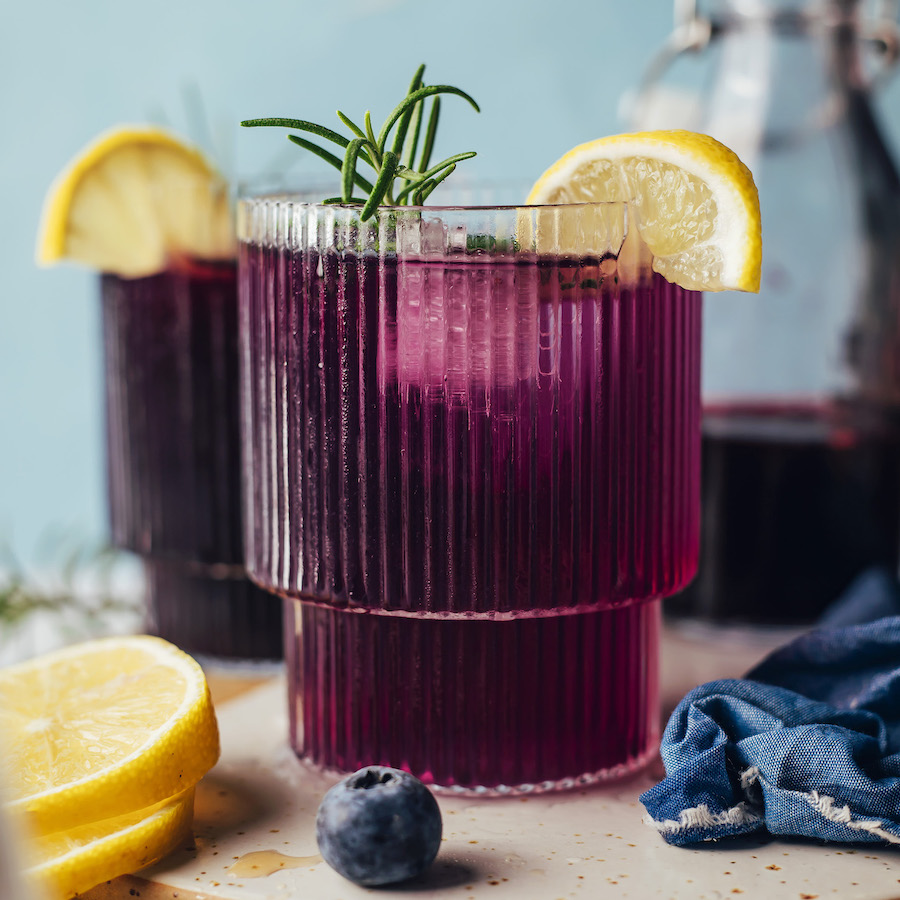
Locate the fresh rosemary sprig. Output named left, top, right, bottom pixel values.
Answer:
left=241, top=64, right=480, bottom=219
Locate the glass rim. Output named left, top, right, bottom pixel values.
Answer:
left=237, top=192, right=639, bottom=213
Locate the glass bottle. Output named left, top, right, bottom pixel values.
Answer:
left=626, top=0, right=900, bottom=628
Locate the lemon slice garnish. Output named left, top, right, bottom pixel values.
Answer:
left=25, top=788, right=195, bottom=899
left=0, top=635, right=219, bottom=835
left=527, top=130, right=761, bottom=292
left=36, top=125, right=235, bottom=278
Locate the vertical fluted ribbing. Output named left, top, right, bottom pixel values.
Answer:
left=238, top=199, right=699, bottom=786
left=103, top=265, right=244, bottom=562
left=239, top=202, right=702, bottom=616
left=144, top=560, right=283, bottom=661
left=103, top=262, right=283, bottom=662
left=285, top=598, right=661, bottom=792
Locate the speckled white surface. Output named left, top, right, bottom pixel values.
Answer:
left=129, top=627, right=900, bottom=900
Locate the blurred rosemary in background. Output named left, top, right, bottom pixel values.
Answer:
left=0, top=536, right=141, bottom=658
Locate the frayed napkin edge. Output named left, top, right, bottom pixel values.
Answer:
left=643, top=800, right=763, bottom=836
left=642, top=764, right=900, bottom=845
left=806, top=792, right=900, bottom=844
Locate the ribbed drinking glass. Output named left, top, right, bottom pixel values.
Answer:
left=239, top=196, right=702, bottom=792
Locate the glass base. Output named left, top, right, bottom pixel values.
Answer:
left=143, top=558, right=284, bottom=663
left=285, top=599, right=661, bottom=794
left=291, top=744, right=658, bottom=799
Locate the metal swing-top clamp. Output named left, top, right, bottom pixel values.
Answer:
left=639, top=0, right=900, bottom=92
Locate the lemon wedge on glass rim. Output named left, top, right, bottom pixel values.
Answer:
left=36, top=125, right=235, bottom=278
left=527, top=129, right=761, bottom=293
left=0, top=634, right=219, bottom=836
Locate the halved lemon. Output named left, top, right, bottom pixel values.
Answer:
left=527, top=130, right=761, bottom=293
left=0, top=635, right=219, bottom=835
left=25, top=788, right=194, bottom=900
left=36, top=125, right=235, bottom=278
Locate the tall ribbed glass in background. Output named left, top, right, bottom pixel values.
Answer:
left=239, top=197, right=702, bottom=793
left=102, top=261, right=283, bottom=664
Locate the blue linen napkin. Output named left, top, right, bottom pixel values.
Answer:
left=641, top=570, right=900, bottom=846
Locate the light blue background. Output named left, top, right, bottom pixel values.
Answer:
left=3, top=0, right=900, bottom=569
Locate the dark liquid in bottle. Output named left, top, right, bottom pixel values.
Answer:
left=667, top=403, right=900, bottom=626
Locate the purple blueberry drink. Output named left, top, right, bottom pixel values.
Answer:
left=102, top=259, right=282, bottom=662
left=239, top=200, right=701, bottom=791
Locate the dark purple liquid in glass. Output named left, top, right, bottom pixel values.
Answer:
left=240, top=233, right=701, bottom=790
left=285, top=599, right=660, bottom=791
left=668, top=402, right=900, bottom=626
left=102, top=260, right=282, bottom=661
left=242, top=251, right=701, bottom=615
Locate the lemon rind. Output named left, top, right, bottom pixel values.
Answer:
left=527, top=130, right=761, bottom=293
left=26, top=787, right=195, bottom=899
left=0, top=635, right=219, bottom=834
left=36, top=124, right=234, bottom=277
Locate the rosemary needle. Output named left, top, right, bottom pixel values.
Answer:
left=241, top=65, right=480, bottom=219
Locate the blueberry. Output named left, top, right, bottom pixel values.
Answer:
left=315, top=766, right=442, bottom=886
